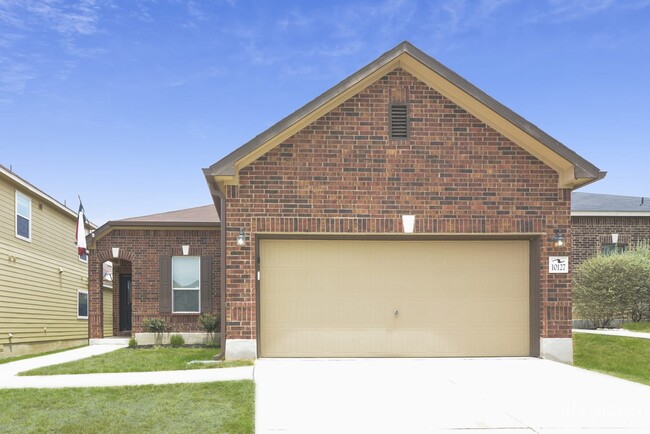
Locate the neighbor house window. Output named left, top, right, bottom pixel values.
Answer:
left=601, top=243, right=628, bottom=255
left=172, top=256, right=200, bottom=313
left=79, top=251, right=88, bottom=262
left=78, top=290, right=89, bottom=319
left=15, top=191, right=31, bottom=241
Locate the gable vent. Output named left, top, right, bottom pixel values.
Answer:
left=390, top=104, right=408, bottom=138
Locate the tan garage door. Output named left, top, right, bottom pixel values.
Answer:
left=259, top=239, right=530, bottom=357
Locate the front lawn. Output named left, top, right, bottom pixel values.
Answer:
left=0, top=381, right=254, bottom=433
left=573, top=333, right=650, bottom=385
left=622, top=322, right=650, bottom=332
left=21, top=347, right=252, bottom=376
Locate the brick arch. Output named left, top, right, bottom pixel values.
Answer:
left=95, top=248, right=136, bottom=263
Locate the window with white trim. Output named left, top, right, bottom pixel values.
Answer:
left=172, top=256, right=200, bottom=313
left=78, top=290, right=89, bottom=319
left=15, top=191, right=31, bottom=241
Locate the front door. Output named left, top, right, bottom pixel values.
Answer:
left=119, top=274, right=132, bottom=332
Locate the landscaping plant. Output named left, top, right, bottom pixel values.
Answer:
left=143, top=318, right=166, bottom=345
left=128, top=337, right=137, bottom=348
left=169, top=334, right=185, bottom=348
left=199, top=313, right=220, bottom=346
left=574, top=247, right=650, bottom=327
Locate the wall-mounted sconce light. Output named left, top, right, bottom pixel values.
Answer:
left=237, top=228, right=247, bottom=247
left=182, top=245, right=190, bottom=256
left=611, top=233, right=619, bottom=244
left=553, top=229, right=565, bottom=248
left=112, top=247, right=120, bottom=259
left=402, top=215, right=415, bottom=234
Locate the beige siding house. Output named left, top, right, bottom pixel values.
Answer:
left=0, top=164, right=94, bottom=358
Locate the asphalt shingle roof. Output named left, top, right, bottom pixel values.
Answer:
left=572, top=192, right=650, bottom=212
left=119, top=205, right=219, bottom=223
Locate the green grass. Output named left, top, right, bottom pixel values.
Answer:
left=0, top=345, right=87, bottom=365
left=574, top=333, right=650, bottom=385
left=0, top=381, right=254, bottom=433
left=622, top=322, right=650, bottom=332
left=21, top=347, right=253, bottom=376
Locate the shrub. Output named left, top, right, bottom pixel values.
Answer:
left=143, top=318, right=166, bottom=333
left=574, top=251, right=650, bottom=327
left=198, top=313, right=220, bottom=333
left=169, top=334, right=185, bottom=348
left=199, top=313, right=220, bottom=346
left=128, top=337, right=137, bottom=348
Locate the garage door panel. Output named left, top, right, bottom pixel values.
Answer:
left=260, top=239, right=530, bottom=357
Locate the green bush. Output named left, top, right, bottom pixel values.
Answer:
left=198, top=313, right=220, bottom=333
left=128, top=337, right=137, bottom=348
left=143, top=318, right=166, bottom=333
left=169, top=334, right=185, bottom=348
left=199, top=313, right=220, bottom=347
left=574, top=249, right=650, bottom=327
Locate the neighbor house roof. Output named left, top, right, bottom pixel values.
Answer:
left=0, top=163, right=96, bottom=229
left=572, top=192, right=650, bottom=216
left=204, top=41, right=604, bottom=193
left=88, top=204, right=219, bottom=247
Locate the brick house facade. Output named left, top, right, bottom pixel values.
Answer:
left=572, top=192, right=650, bottom=266
left=204, top=42, right=604, bottom=362
left=87, top=206, right=220, bottom=340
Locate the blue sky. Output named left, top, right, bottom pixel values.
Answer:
left=1, top=0, right=649, bottom=225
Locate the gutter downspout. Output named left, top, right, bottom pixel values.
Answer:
left=210, top=184, right=227, bottom=361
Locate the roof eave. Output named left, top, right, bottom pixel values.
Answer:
left=88, top=220, right=220, bottom=248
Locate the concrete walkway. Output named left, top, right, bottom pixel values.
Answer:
left=0, top=344, right=253, bottom=389
left=573, top=328, right=650, bottom=339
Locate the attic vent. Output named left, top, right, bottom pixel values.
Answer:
left=390, top=104, right=408, bottom=138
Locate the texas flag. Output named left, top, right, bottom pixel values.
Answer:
left=76, top=201, right=89, bottom=256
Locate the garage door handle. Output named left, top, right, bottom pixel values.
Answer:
left=394, top=308, right=399, bottom=317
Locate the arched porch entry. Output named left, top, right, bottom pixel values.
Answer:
left=89, top=248, right=135, bottom=338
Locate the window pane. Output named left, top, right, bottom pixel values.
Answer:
left=173, top=289, right=199, bottom=312
left=172, top=256, right=200, bottom=289
left=17, top=194, right=30, bottom=217
left=17, top=215, right=29, bottom=238
left=78, top=292, right=88, bottom=317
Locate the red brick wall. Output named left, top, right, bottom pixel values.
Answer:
left=88, top=228, right=220, bottom=338
left=572, top=216, right=650, bottom=266
left=224, top=68, right=573, bottom=342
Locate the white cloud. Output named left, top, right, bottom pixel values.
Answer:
left=0, top=57, right=36, bottom=92
left=528, top=0, right=650, bottom=23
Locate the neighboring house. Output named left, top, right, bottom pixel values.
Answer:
left=572, top=192, right=650, bottom=266
left=86, top=205, right=220, bottom=344
left=199, top=41, right=604, bottom=364
left=0, top=164, right=94, bottom=359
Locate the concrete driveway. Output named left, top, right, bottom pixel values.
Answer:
left=255, top=357, right=650, bottom=433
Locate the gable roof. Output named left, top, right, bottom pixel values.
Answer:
left=88, top=204, right=219, bottom=247
left=0, top=163, right=96, bottom=228
left=572, top=192, right=650, bottom=216
left=120, top=205, right=219, bottom=224
left=204, top=41, right=604, bottom=193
